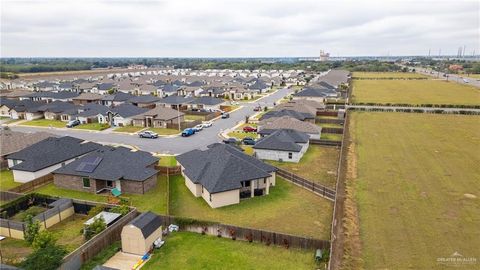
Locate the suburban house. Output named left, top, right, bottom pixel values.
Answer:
left=258, top=116, right=322, bottom=139
left=121, top=211, right=162, bottom=256
left=176, top=143, right=277, bottom=208
left=53, top=146, right=158, bottom=194
left=157, top=95, right=194, bottom=110
left=259, top=109, right=315, bottom=123
left=9, top=100, right=46, bottom=120
left=92, top=83, right=116, bottom=95
left=253, top=129, right=310, bottom=163
left=0, top=130, right=54, bottom=169
left=72, top=93, right=103, bottom=105
left=127, top=95, right=161, bottom=109
left=22, top=91, right=80, bottom=103
left=6, top=136, right=101, bottom=183
left=97, top=104, right=149, bottom=127
left=38, top=101, right=78, bottom=121
left=190, top=97, right=225, bottom=111
left=131, top=106, right=185, bottom=128
left=76, top=104, right=110, bottom=124
left=100, top=92, right=135, bottom=107
left=247, top=79, right=270, bottom=93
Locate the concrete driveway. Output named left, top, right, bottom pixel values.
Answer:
left=103, top=252, right=144, bottom=270
left=7, top=87, right=293, bottom=154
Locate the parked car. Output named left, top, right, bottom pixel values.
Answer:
left=138, top=130, right=159, bottom=139
left=182, top=128, right=196, bottom=137
left=221, top=112, right=230, bottom=119
left=242, top=137, right=256, bottom=145
left=66, top=119, right=80, bottom=128
left=193, top=124, right=204, bottom=131
left=202, top=121, right=213, bottom=128
left=253, top=106, right=262, bottom=111
left=243, top=126, right=257, bottom=132
left=230, top=101, right=239, bottom=105
left=223, top=138, right=238, bottom=144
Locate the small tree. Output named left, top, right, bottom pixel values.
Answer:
left=21, top=244, right=67, bottom=270
left=32, top=231, right=56, bottom=250
left=84, top=216, right=106, bottom=240
left=88, top=205, right=104, bottom=217
left=110, top=204, right=130, bottom=216
left=24, top=214, right=40, bottom=244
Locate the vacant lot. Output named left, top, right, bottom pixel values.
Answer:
left=351, top=79, right=480, bottom=105
left=142, top=232, right=318, bottom=270
left=267, top=145, right=339, bottom=188
left=343, top=112, right=480, bottom=269
left=170, top=175, right=332, bottom=239
left=352, top=72, right=429, bottom=79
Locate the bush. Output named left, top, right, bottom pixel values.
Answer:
left=110, top=204, right=130, bottom=216
left=88, top=205, right=104, bottom=217
left=84, top=216, right=106, bottom=240
left=32, top=231, right=56, bottom=250
left=24, top=215, right=40, bottom=244
left=20, top=244, right=67, bottom=270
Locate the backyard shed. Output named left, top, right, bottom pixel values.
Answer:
left=121, top=211, right=162, bottom=255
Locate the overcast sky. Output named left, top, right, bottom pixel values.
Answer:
left=1, top=0, right=479, bottom=57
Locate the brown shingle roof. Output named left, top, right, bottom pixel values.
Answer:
left=0, top=130, right=56, bottom=157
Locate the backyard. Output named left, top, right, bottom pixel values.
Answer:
left=342, top=112, right=480, bottom=269
left=34, top=175, right=168, bottom=214
left=351, top=79, right=480, bottom=105
left=21, top=119, right=65, bottom=128
left=266, top=145, right=339, bottom=188
left=158, top=155, right=177, bottom=167
left=142, top=232, right=318, bottom=270
left=321, top=133, right=342, bottom=141
left=169, top=175, right=333, bottom=239
left=0, top=169, right=20, bottom=190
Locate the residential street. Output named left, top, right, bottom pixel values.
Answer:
left=8, top=87, right=294, bottom=154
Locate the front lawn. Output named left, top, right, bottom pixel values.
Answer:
left=113, top=125, right=144, bottom=133
left=142, top=232, right=318, bottom=270
left=266, top=145, right=339, bottom=188
left=74, top=123, right=110, bottom=131
left=21, top=119, right=65, bottom=128
left=169, top=175, right=332, bottom=239
left=184, top=114, right=205, bottom=121
left=35, top=175, right=168, bottom=214
left=147, top=128, right=180, bottom=136
left=0, top=169, right=20, bottom=191
left=351, top=79, right=480, bottom=105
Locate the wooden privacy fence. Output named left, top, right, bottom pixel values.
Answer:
left=317, top=118, right=345, bottom=125
left=8, top=173, right=53, bottom=193
left=166, top=119, right=202, bottom=130
left=60, top=209, right=139, bottom=270
left=322, top=127, right=344, bottom=134
left=276, top=167, right=336, bottom=201
left=0, top=190, right=23, bottom=202
left=317, top=111, right=338, bottom=117
left=154, top=165, right=181, bottom=176
left=156, top=214, right=330, bottom=251
left=310, top=139, right=342, bottom=147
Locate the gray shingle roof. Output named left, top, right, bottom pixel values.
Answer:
left=259, top=109, right=314, bottom=121
left=7, top=136, right=101, bottom=172
left=0, top=130, right=55, bottom=157
left=254, top=129, right=309, bottom=152
left=293, top=88, right=329, bottom=98
left=109, top=104, right=149, bottom=118
left=37, top=101, right=78, bottom=114
left=53, top=146, right=158, bottom=181
left=127, top=95, right=161, bottom=104
left=26, top=91, right=80, bottom=99
left=177, top=144, right=276, bottom=194
left=259, top=116, right=321, bottom=135
left=158, top=95, right=194, bottom=105
left=191, top=97, right=225, bottom=106
left=129, top=211, right=162, bottom=238
left=77, top=104, right=110, bottom=117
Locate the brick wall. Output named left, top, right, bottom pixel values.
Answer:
left=121, top=174, right=157, bottom=194
left=54, top=174, right=92, bottom=192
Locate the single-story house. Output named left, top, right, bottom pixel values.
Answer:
left=258, top=116, right=322, bottom=139
left=23, top=91, right=80, bottom=103
left=127, top=95, right=161, bottom=109
left=292, top=87, right=338, bottom=102
left=253, top=129, right=310, bottom=163
left=157, top=95, right=194, bottom=110
left=190, top=97, right=226, bottom=111
left=121, top=211, right=162, bottom=255
left=176, top=143, right=277, bottom=208
left=72, top=93, right=103, bottom=105
left=97, top=104, right=149, bottom=127
left=38, top=101, right=78, bottom=121
left=9, top=100, right=46, bottom=120
left=7, top=136, right=101, bottom=183
left=53, top=146, right=158, bottom=194
left=132, top=106, right=185, bottom=128
left=100, top=92, right=135, bottom=107
left=259, top=109, right=315, bottom=123
left=0, top=130, right=54, bottom=169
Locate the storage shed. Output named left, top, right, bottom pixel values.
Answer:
left=121, top=211, right=162, bottom=255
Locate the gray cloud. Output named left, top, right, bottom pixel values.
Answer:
left=1, top=0, right=478, bottom=57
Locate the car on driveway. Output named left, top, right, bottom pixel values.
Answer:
left=193, top=124, right=203, bottom=132
left=242, top=137, right=256, bottom=145
left=221, top=112, right=230, bottom=119
left=243, top=126, right=257, bottom=132
left=139, top=130, right=159, bottom=139
left=182, top=128, right=196, bottom=137
left=202, top=121, right=213, bottom=128
left=66, top=119, right=80, bottom=128
left=223, top=138, right=238, bottom=144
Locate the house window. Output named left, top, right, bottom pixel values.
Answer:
left=263, top=179, right=266, bottom=184
left=288, top=152, right=293, bottom=159
left=82, top=178, right=90, bottom=188
left=12, top=160, right=18, bottom=166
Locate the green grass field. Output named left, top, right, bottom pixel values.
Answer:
left=352, top=72, right=429, bottom=79
left=321, top=133, right=342, bottom=141
left=74, top=123, right=110, bottom=131
left=227, top=130, right=258, bottom=140
left=0, top=170, right=20, bottom=190
left=49, top=214, right=89, bottom=252
left=351, top=79, right=480, bottom=105
left=21, top=119, right=65, bottom=128
left=113, top=125, right=144, bottom=133
left=35, top=175, right=168, bottom=214
left=147, top=128, right=180, bottom=136
left=142, top=232, right=318, bottom=270
left=158, top=155, right=177, bottom=167
left=266, top=145, right=339, bottom=188
left=169, top=175, right=332, bottom=239
left=344, top=112, right=480, bottom=269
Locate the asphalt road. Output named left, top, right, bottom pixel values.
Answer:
left=8, top=87, right=294, bottom=155
left=415, top=67, right=480, bottom=88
